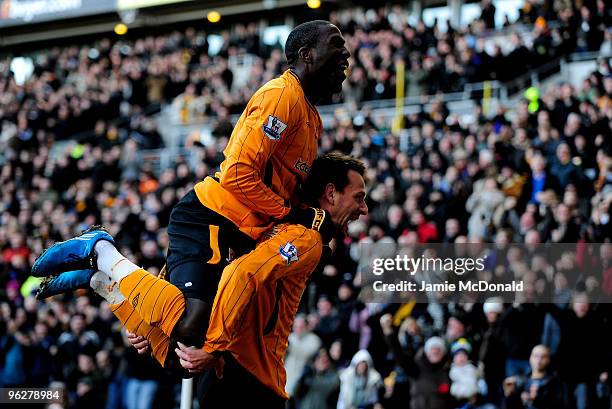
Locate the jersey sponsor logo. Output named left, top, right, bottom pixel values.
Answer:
left=279, top=242, right=298, bottom=265
left=294, top=158, right=311, bottom=175
left=262, top=115, right=288, bottom=140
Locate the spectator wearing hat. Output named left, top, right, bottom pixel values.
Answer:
left=449, top=338, right=484, bottom=405
left=479, top=298, right=507, bottom=405
left=337, top=349, right=382, bottom=409
left=381, top=314, right=452, bottom=409
left=446, top=314, right=469, bottom=345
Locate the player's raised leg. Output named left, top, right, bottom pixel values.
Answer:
left=33, top=227, right=186, bottom=339
left=88, top=271, right=170, bottom=366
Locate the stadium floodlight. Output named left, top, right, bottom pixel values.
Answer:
left=207, top=11, right=221, bottom=23
left=114, top=23, right=129, bottom=35
left=307, top=0, right=321, bottom=9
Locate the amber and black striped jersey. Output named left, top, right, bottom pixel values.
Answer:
left=194, top=70, right=322, bottom=240
left=204, top=224, right=324, bottom=399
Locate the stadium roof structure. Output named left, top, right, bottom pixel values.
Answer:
left=0, top=0, right=477, bottom=49
left=0, top=0, right=328, bottom=48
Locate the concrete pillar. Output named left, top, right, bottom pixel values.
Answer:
left=449, top=0, right=463, bottom=29
left=285, top=15, right=294, bottom=29
left=411, top=0, right=422, bottom=22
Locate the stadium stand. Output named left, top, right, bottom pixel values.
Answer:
left=0, top=1, right=611, bottom=408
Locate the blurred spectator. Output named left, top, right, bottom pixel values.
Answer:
left=286, top=314, right=322, bottom=398
left=520, top=154, right=560, bottom=207
left=550, top=143, right=584, bottom=191
left=449, top=338, right=483, bottom=403
left=480, top=0, right=497, bottom=29
left=542, top=293, right=610, bottom=409
left=120, top=330, right=163, bottom=409
left=337, top=349, right=382, bottom=409
left=466, top=178, right=506, bottom=240
left=314, top=295, right=342, bottom=348
left=0, top=316, right=29, bottom=387
left=381, top=313, right=452, bottom=409
left=294, top=348, right=340, bottom=409
left=502, top=345, right=569, bottom=409
left=479, top=299, right=507, bottom=405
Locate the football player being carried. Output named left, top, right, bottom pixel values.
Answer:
left=32, top=153, right=367, bottom=408
left=35, top=17, right=349, bottom=386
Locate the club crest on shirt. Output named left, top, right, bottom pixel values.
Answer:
left=279, top=242, right=298, bottom=265
left=262, top=115, right=288, bottom=140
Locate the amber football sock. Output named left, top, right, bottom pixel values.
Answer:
left=110, top=299, right=148, bottom=335
left=118, top=268, right=185, bottom=337
left=147, top=327, right=170, bottom=366
left=110, top=300, right=170, bottom=366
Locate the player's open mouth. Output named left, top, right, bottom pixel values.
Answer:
left=335, top=59, right=348, bottom=78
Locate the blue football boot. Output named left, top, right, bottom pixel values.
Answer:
left=36, top=269, right=93, bottom=300
left=31, top=226, right=115, bottom=278
left=37, top=270, right=125, bottom=303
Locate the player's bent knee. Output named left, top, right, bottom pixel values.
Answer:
left=172, top=297, right=211, bottom=347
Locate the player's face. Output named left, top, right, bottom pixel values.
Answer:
left=331, top=170, right=368, bottom=237
left=311, top=24, right=350, bottom=96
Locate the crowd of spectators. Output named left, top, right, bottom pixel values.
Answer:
left=1, top=1, right=611, bottom=409
left=336, top=0, right=610, bottom=103
left=2, top=0, right=610, bottom=142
